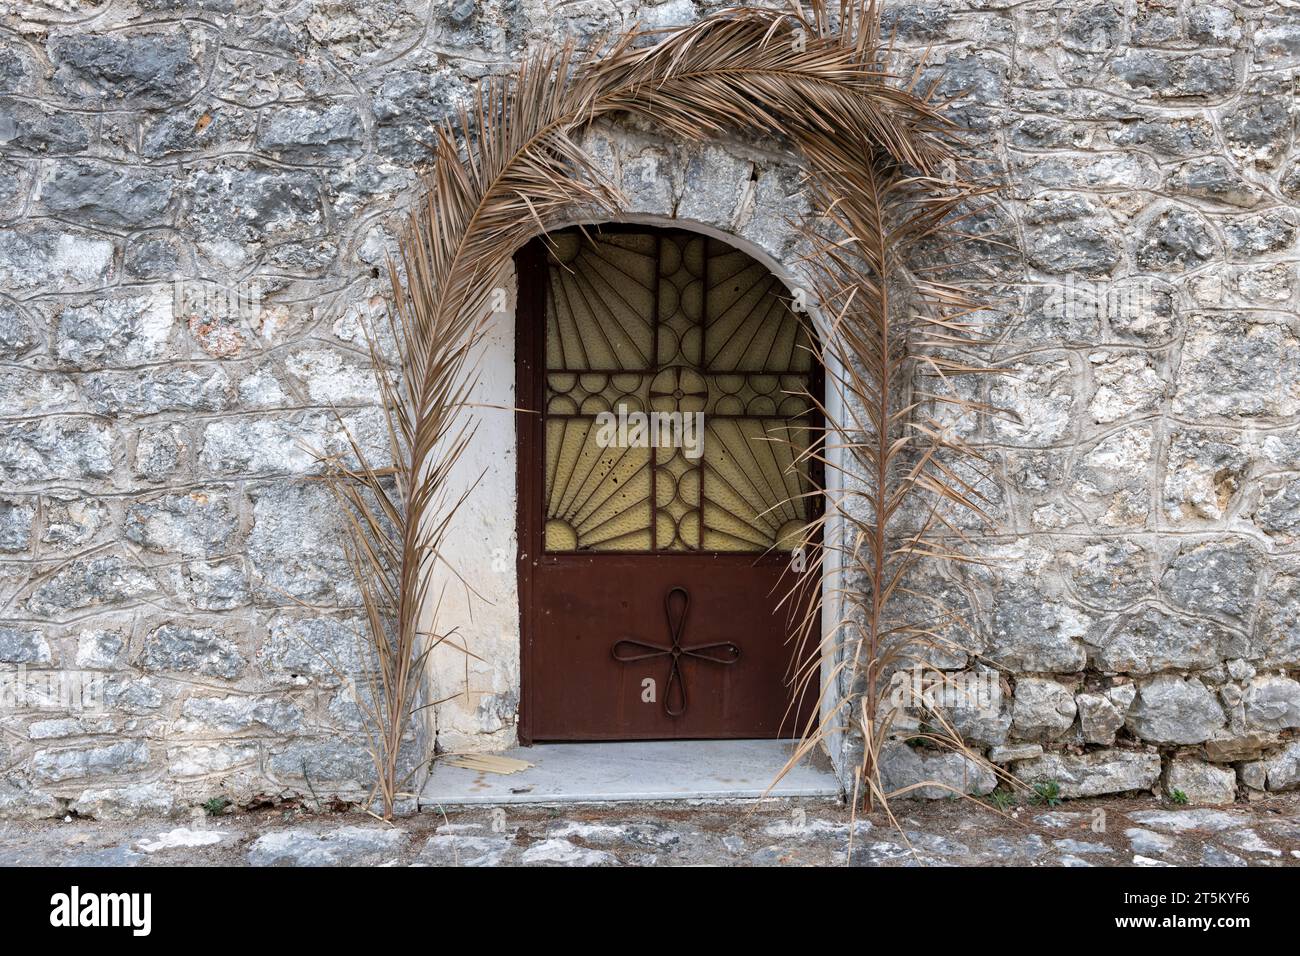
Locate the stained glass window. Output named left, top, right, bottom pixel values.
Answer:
left=541, top=228, right=816, bottom=553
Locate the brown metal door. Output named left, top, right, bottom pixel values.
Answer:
left=516, top=227, right=820, bottom=742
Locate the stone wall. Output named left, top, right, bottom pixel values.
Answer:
left=1, top=0, right=1298, bottom=818
left=870, top=0, right=1300, bottom=805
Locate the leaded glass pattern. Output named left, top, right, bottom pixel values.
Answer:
left=542, top=227, right=816, bottom=553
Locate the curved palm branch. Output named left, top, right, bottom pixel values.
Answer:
left=327, top=1, right=998, bottom=822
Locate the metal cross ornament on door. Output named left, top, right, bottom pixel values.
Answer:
left=611, top=586, right=741, bottom=717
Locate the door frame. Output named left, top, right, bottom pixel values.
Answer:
left=512, top=223, right=828, bottom=745
left=515, top=236, right=546, bottom=745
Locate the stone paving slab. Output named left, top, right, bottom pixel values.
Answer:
left=421, top=739, right=840, bottom=804
left=2, top=792, right=1299, bottom=867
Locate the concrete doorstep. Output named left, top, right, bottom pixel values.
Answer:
left=420, top=739, right=841, bottom=805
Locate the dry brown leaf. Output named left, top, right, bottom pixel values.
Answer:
left=441, top=754, right=535, bottom=775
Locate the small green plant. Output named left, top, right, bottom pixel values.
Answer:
left=1031, top=781, right=1063, bottom=807
left=203, top=797, right=231, bottom=817
left=1170, top=789, right=1189, bottom=806
left=987, top=788, right=1016, bottom=811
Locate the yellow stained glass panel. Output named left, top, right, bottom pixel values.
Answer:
left=542, top=228, right=815, bottom=553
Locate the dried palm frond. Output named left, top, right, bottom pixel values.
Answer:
left=784, top=147, right=1010, bottom=812
left=323, top=0, right=1004, bottom=821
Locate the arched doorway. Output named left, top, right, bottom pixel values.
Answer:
left=514, top=224, right=822, bottom=742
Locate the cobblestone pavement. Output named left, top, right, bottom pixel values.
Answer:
left=3, top=792, right=1300, bottom=866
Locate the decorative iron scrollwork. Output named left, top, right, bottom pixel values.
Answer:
left=611, top=586, right=740, bottom=717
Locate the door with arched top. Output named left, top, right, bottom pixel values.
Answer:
left=515, top=225, right=821, bottom=741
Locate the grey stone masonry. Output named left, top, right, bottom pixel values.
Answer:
left=2, top=0, right=1300, bottom=817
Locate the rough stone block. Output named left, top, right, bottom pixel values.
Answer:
left=0, top=416, right=115, bottom=486
left=166, top=743, right=259, bottom=777
left=40, top=161, right=174, bottom=229
left=27, top=556, right=157, bottom=616
left=1166, top=157, right=1262, bottom=207
left=1076, top=691, right=1125, bottom=745
left=0, top=98, right=91, bottom=154
left=1161, top=428, right=1249, bottom=523
left=1012, top=678, right=1077, bottom=741
left=1160, top=539, right=1262, bottom=622
left=247, top=483, right=356, bottom=605
left=373, top=70, right=466, bottom=162
left=246, top=825, right=407, bottom=866
left=1062, top=540, right=1152, bottom=610
left=1243, top=676, right=1300, bottom=732
left=988, top=743, right=1042, bottom=764
left=49, top=29, right=202, bottom=106
left=0, top=226, right=114, bottom=294
left=1206, top=731, right=1277, bottom=763
left=1173, top=312, right=1300, bottom=419
left=0, top=624, right=50, bottom=664
left=1137, top=207, right=1219, bottom=271
left=186, top=165, right=324, bottom=244
left=257, top=104, right=363, bottom=161
left=1067, top=426, right=1154, bottom=528
left=1127, top=676, right=1226, bottom=745
left=1259, top=741, right=1300, bottom=792
left=1023, top=196, right=1121, bottom=276
left=54, top=292, right=175, bottom=367
left=171, top=559, right=251, bottom=612
left=32, top=740, right=149, bottom=783
left=1223, top=211, right=1297, bottom=258
left=1166, top=757, right=1237, bottom=805
left=1257, top=574, right=1300, bottom=666
left=878, top=741, right=996, bottom=799
left=258, top=614, right=366, bottom=685
left=124, top=492, right=239, bottom=558
left=0, top=301, right=40, bottom=358
left=1090, top=605, right=1244, bottom=673
left=75, top=628, right=125, bottom=669
left=70, top=783, right=175, bottom=820
left=140, top=623, right=246, bottom=680
left=1112, top=50, right=1237, bottom=100
left=0, top=497, right=35, bottom=553
left=267, top=739, right=374, bottom=789
left=0, top=780, right=60, bottom=820
left=1013, top=749, right=1161, bottom=798
left=133, top=425, right=186, bottom=482
left=177, top=695, right=303, bottom=734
